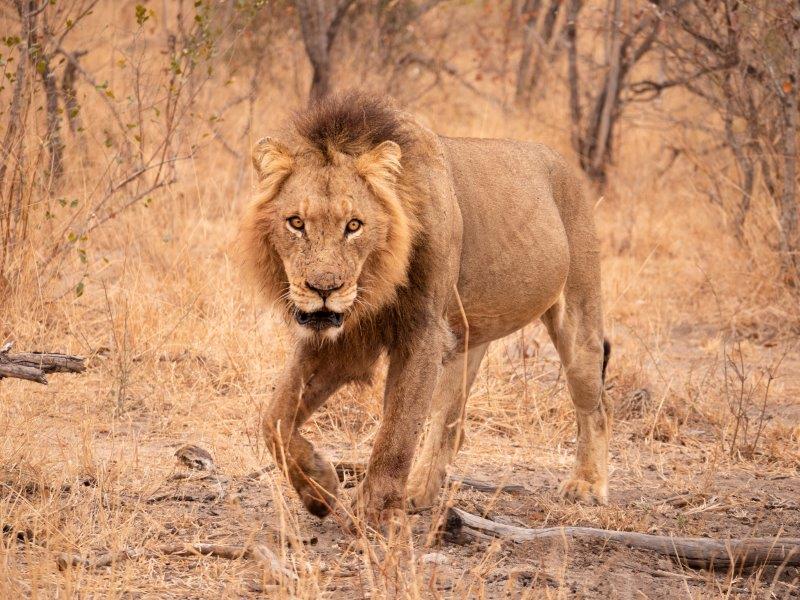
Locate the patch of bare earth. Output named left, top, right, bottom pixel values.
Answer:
left=2, top=311, right=798, bottom=598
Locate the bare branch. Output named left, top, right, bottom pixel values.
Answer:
left=443, top=507, right=800, bottom=569
left=398, top=52, right=504, bottom=109
left=0, top=341, right=86, bottom=385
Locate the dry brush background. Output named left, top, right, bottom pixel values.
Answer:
left=1, top=0, right=799, bottom=597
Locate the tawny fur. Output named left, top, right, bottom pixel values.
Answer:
left=239, top=91, right=610, bottom=527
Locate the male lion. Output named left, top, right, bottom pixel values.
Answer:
left=241, top=91, right=610, bottom=527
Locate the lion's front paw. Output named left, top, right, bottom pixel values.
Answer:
left=347, top=476, right=405, bottom=533
left=559, top=477, right=608, bottom=505
left=295, top=462, right=340, bottom=518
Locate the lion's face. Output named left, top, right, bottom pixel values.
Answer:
left=243, top=137, right=414, bottom=339
left=268, top=160, right=395, bottom=335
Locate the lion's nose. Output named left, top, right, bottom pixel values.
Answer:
left=305, top=280, right=343, bottom=300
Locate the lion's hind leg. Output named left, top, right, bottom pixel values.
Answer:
left=542, top=290, right=610, bottom=505
left=406, top=342, right=488, bottom=509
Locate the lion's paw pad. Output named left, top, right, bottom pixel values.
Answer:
left=559, top=478, right=607, bottom=505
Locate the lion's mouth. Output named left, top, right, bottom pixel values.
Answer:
left=295, top=309, right=344, bottom=330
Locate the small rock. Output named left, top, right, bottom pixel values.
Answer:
left=420, top=552, right=449, bottom=566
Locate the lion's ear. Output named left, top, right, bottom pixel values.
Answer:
left=252, top=136, right=294, bottom=183
left=355, top=141, right=402, bottom=188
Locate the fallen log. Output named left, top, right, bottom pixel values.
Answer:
left=448, top=475, right=526, bottom=494
left=0, top=341, right=85, bottom=384
left=443, top=507, right=800, bottom=570
left=334, top=461, right=524, bottom=494
left=56, top=542, right=297, bottom=579
left=57, top=548, right=144, bottom=569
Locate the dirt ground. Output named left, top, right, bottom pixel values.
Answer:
left=2, top=305, right=798, bottom=598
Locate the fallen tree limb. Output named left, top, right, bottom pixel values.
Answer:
left=443, top=507, right=800, bottom=569
left=57, top=548, right=144, bottom=569
left=0, top=341, right=85, bottom=384
left=448, top=475, right=526, bottom=494
left=334, top=462, right=524, bottom=494
left=146, top=491, right=221, bottom=503
left=56, top=542, right=297, bottom=579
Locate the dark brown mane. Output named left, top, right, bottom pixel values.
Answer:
left=293, top=90, right=411, bottom=161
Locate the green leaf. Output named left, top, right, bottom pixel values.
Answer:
left=75, top=281, right=84, bottom=297
left=135, top=4, right=149, bottom=25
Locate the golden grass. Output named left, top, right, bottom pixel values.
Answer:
left=1, top=2, right=799, bottom=598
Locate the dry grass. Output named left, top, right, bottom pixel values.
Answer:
left=1, top=2, right=799, bottom=598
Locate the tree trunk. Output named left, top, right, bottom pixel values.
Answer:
left=61, top=51, right=86, bottom=134
left=515, top=0, right=563, bottom=107
left=590, top=0, right=622, bottom=177
left=38, top=54, right=64, bottom=184
left=0, top=1, right=35, bottom=196
left=565, top=0, right=583, bottom=161
left=525, top=0, right=563, bottom=104
left=514, top=0, right=542, bottom=106
left=778, top=4, right=800, bottom=285
left=21, top=2, right=64, bottom=185
left=294, top=0, right=355, bottom=102
left=309, top=57, right=332, bottom=102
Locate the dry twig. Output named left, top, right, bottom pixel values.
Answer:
left=56, top=542, right=297, bottom=579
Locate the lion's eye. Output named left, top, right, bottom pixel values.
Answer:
left=345, top=219, right=362, bottom=234
left=287, top=216, right=304, bottom=231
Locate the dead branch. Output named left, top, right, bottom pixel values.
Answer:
left=397, top=52, right=504, bottom=108
left=56, top=542, right=297, bottom=579
left=0, top=341, right=85, bottom=385
left=53, top=46, right=129, bottom=139
left=333, top=461, right=524, bottom=494
left=443, top=507, right=800, bottom=569
left=448, top=476, right=526, bottom=495
left=56, top=548, right=144, bottom=570
left=146, top=491, right=221, bottom=503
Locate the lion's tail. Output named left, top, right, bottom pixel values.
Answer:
left=601, top=338, right=611, bottom=384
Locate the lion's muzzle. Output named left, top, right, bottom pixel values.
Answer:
left=295, top=309, right=344, bottom=330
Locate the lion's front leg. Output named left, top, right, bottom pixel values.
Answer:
left=351, top=332, right=442, bottom=528
left=264, top=347, right=348, bottom=518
